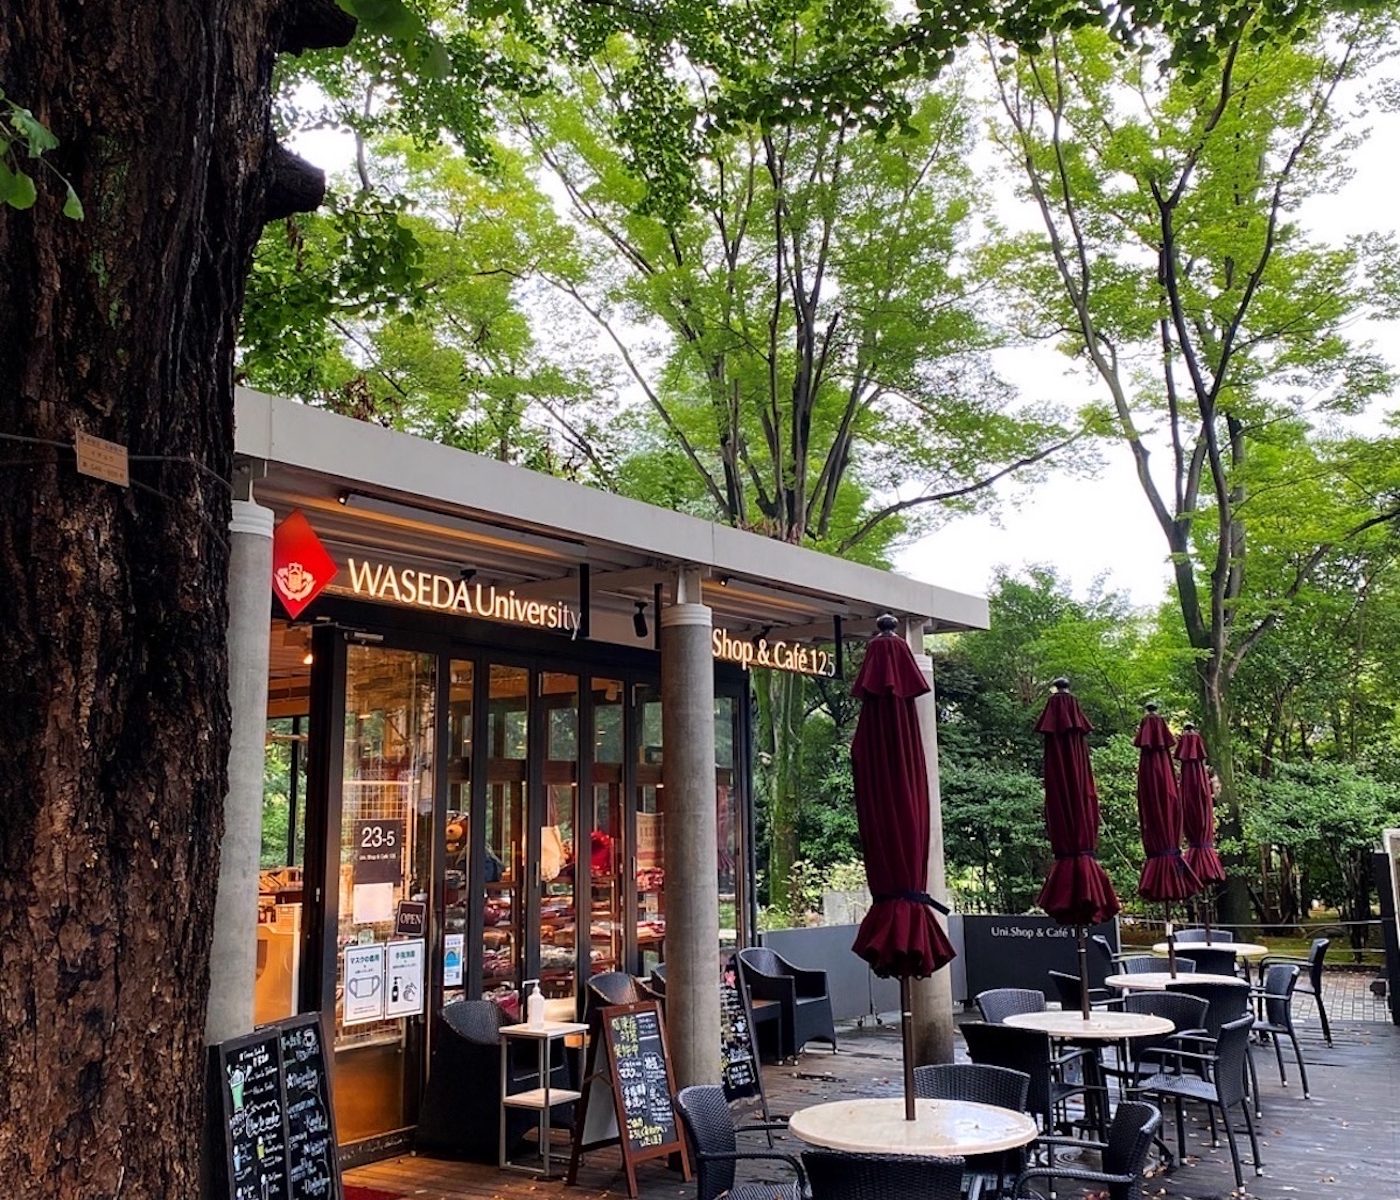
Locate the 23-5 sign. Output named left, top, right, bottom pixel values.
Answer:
left=355, top=819, right=404, bottom=885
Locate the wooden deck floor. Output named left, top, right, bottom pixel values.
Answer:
left=346, top=1011, right=1400, bottom=1200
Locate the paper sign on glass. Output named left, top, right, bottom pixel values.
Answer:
left=444, top=933, right=464, bottom=987
left=343, top=943, right=386, bottom=1026
left=352, top=881, right=395, bottom=924
left=385, top=939, right=425, bottom=1018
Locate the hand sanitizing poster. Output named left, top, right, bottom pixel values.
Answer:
left=384, top=939, right=425, bottom=1018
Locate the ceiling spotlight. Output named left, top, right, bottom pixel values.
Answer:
left=336, top=491, right=350, bottom=505
left=633, top=600, right=649, bottom=639
left=302, top=650, right=314, bottom=666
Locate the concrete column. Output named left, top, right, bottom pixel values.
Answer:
left=904, top=618, right=956, bottom=1064
left=660, top=567, right=720, bottom=1087
left=206, top=500, right=275, bottom=1045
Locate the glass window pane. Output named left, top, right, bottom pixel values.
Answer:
left=590, top=679, right=624, bottom=977
left=715, top=696, right=739, bottom=949
left=636, top=684, right=665, bottom=973
left=540, top=673, right=579, bottom=1003
left=484, top=664, right=528, bottom=1016
left=444, top=660, right=473, bottom=1005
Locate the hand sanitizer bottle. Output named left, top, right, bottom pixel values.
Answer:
left=527, top=979, right=545, bottom=1028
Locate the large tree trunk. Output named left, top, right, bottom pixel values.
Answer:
left=0, top=3, right=336, bottom=1192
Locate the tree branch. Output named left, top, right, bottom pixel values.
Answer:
left=836, top=432, right=1081, bottom=553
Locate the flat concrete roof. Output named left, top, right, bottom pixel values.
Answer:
left=235, top=388, right=989, bottom=639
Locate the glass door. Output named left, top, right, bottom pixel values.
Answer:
left=483, top=663, right=528, bottom=1015
left=330, top=644, right=435, bottom=1145
left=537, top=673, right=580, bottom=1004
left=634, top=683, right=665, bottom=974
left=442, top=659, right=474, bottom=1004
left=588, top=679, right=625, bottom=980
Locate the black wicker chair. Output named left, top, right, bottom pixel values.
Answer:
left=1251, top=963, right=1310, bottom=1096
left=417, top=1000, right=571, bottom=1161
left=675, top=1085, right=804, bottom=1200
left=1174, top=928, right=1233, bottom=943
left=1260, top=937, right=1332, bottom=1046
left=1163, top=977, right=1260, bottom=1112
left=737, top=947, right=836, bottom=1057
left=1048, top=970, right=1111, bottom=1011
left=915, top=1063, right=1031, bottom=1196
left=1112, top=992, right=1210, bottom=1086
left=961, top=1021, right=1094, bottom=1163
left=803, top=1150, right=964, bottom=1200
left=1174, top=946, right=1239, bottom=977
left=1012, top=1100, right=1162, bottom=1200
left=584, top=970, right=646, bottom=1029
left=1117, top=955, right=1194, bottom=975
left=1133, top=1014, right=1261, bottom=1192
left=974, top=988, right=1046, bottom=1024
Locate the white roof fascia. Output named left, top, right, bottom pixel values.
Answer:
left=235, top=387, right=989, bottom=631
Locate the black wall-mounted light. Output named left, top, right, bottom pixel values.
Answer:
left=460, top=566, right=477, bottom=582
left=633, top=600, right=649, bottom=639
left=752, top=624, right=773, bottom=648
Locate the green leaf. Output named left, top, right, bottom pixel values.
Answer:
left=424, top=40, right=452, bottom=79
left=8, top=105, right=58, bottom=156
left=63, top=182, right=84, bottom=220
left=336, top=0, right=421, bottom=40
left=0, top=162, right=37, bottom=209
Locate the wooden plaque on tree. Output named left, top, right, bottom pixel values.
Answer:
left=566, top=1001, right=691, bottom=1197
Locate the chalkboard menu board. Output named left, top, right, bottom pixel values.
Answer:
left=210, top=1015, right=341, bottom=1200
left=213, top=1029, right=291, bottom=1200
left=279, top=1015, right=340, bottom=1200
left=609, top=1006, right=675, bottom=1153
left=567, top=1001, right=690, bottom=1198
left=719, top=970, right=762, bottom=1105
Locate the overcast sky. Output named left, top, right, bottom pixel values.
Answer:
left=897, top=85, right=1400, bottom=608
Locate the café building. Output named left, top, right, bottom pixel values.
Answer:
left=217, top=387, right=987, bottom=1163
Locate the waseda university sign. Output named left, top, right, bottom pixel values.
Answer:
left=343, top=558, right=582, bottom=635
left=272, top=510, right=837, bottom=676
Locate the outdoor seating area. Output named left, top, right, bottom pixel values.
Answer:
left=346, top=1004, right=1397, bottom=1200
left=345, top=641, right=1395, bottom=1200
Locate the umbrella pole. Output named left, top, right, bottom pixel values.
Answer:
left=1076, top=925, right=1090, bottom=1020
left=900, top=977, right=916, bottom=1120
left=1166, top=900, right=1177, bottom=978
left=1203, top=889, right=1213, bottom=940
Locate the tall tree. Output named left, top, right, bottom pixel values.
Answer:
left=518, top=57, right=1077, bottom=901
left=987, top=12, right=1400, bottom=920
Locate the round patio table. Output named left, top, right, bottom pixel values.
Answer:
left=787, top=1097, right=1038, bottom=1157
left=1003, top=1009, right=1173, bottom=1040
left=1152, top=940, right=1268, bottom=959
left=1105, top=971, right=1248, bottom=991
left=1003, top=1009, right=1175, bottom=1130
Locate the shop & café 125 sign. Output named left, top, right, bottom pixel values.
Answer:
left=710, top=627, right=836, bottom=678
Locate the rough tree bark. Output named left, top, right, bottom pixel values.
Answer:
left=0, top=2, right=347, bottom=1193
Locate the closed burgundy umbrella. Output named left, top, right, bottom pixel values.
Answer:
left=1135, top=705, right=1199, bottom=976
left=1177, top=722, right=1226, bottom=934
left=851, top=616, right=956, bottom=1119
left=1036, top=678, right=1120, bottom=1018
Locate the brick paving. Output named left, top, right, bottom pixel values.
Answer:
left=347, top=1002, right=1400, bottom=1200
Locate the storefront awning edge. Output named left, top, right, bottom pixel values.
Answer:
left=235, top=387, right=989, bottom=633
